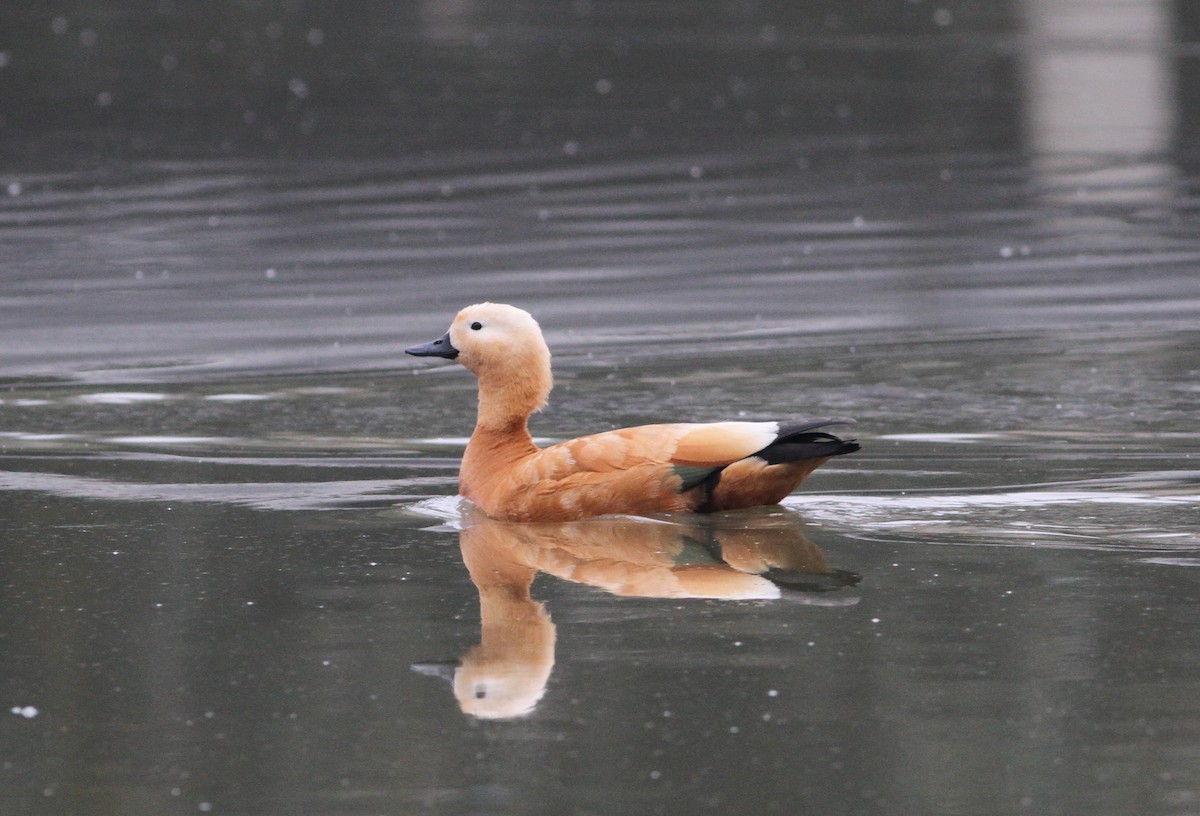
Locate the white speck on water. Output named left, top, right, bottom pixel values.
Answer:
left=689, top=165, right=704, bottom=179
left=161, top=53, right=179, bottom=71
left=852, top=215, right=865, bottom=228
left=265, top=267, right=277, bottom=279
left=198, top=803, right=213, bottom=813
left=933, top=8, right=953, bottom=26
left=51, top=16, right=69, bottom=35
left=11, top=705, right=38, bottom=719
left=649, top=770, right=662, bottom=780
left=595, top=78, right=613, bottom=94
left=563, top=140, right=579, bottom=156
left=96, top=90, right=113, bottom=107
left=1000, top=245, right=1014, bottom=258
left=0, top=51, right=11, bottom=69
left=306, top=28, right=325, bottom=46
left=6, top=181, right=21, bottom=196
left=729, top=725, right=740, bottom=734
left=767, top=689, right=779, bottom=697
left=871, top=617, right=881, bottom=624
left=288, top=78, right=309, bottom=99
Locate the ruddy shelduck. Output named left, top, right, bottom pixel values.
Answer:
left=406, top=303, right=859, bottom=522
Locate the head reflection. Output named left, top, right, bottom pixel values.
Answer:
left=414, top=508, right=859, bottom=720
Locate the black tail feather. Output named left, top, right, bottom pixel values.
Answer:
left=775, top=417, right=856, bottom=439
left=676, top=417, right=860, bottom=502
left=757, top=431, right=859, bottom=465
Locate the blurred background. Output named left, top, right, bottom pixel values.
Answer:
left=1, top=0, right=1198, bottom=164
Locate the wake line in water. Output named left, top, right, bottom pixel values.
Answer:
left=786, top=489, right=1199, bottom=511
left=785, top=483, right=1200, bottom=552
left=0, top=469, right=444, bottom=511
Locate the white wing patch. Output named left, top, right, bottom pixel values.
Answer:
left=671, top=421, right=780, bottom=466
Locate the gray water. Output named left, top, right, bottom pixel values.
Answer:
left=2, top=2, right=1199, bottom=815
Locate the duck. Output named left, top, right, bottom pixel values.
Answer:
left=405, top=303, right=859, bottom=522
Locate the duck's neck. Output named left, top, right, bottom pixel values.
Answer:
left=471, top=362, right=551, bottom=436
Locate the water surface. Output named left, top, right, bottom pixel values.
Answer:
left=1, top=2, right=1199, bottom=815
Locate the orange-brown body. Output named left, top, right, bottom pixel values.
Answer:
left=406, top=303, right=858, bottom=522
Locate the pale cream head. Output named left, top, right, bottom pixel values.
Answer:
left=446, top=303, right=545, bottom=369
left=447, top=303, right=553, bottom=423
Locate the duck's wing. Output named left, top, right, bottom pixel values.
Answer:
left=547, top=421, right=770, bottom=474
left=497, top=418, right=856, bottom=520
left=540, top=417, right=855, bottom=478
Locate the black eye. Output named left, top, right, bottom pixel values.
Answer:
left=470, top=321, right=482, bottom=331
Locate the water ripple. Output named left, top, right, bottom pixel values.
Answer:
left=2, top=149, right=1198, bottom=379
left=787, top=472, right=1200, bottom=552
left=0, top=468, right=439, bottom=512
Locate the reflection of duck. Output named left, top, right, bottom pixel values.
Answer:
left=413, top=508, right=859, bottom=719
left=405, top=303, right=859, bottom=521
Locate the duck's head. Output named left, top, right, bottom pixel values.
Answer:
left=406, top=303, right=553, bottom=415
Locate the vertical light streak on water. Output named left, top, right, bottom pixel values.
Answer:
left=1019, top=0, right=1178, bottom=201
